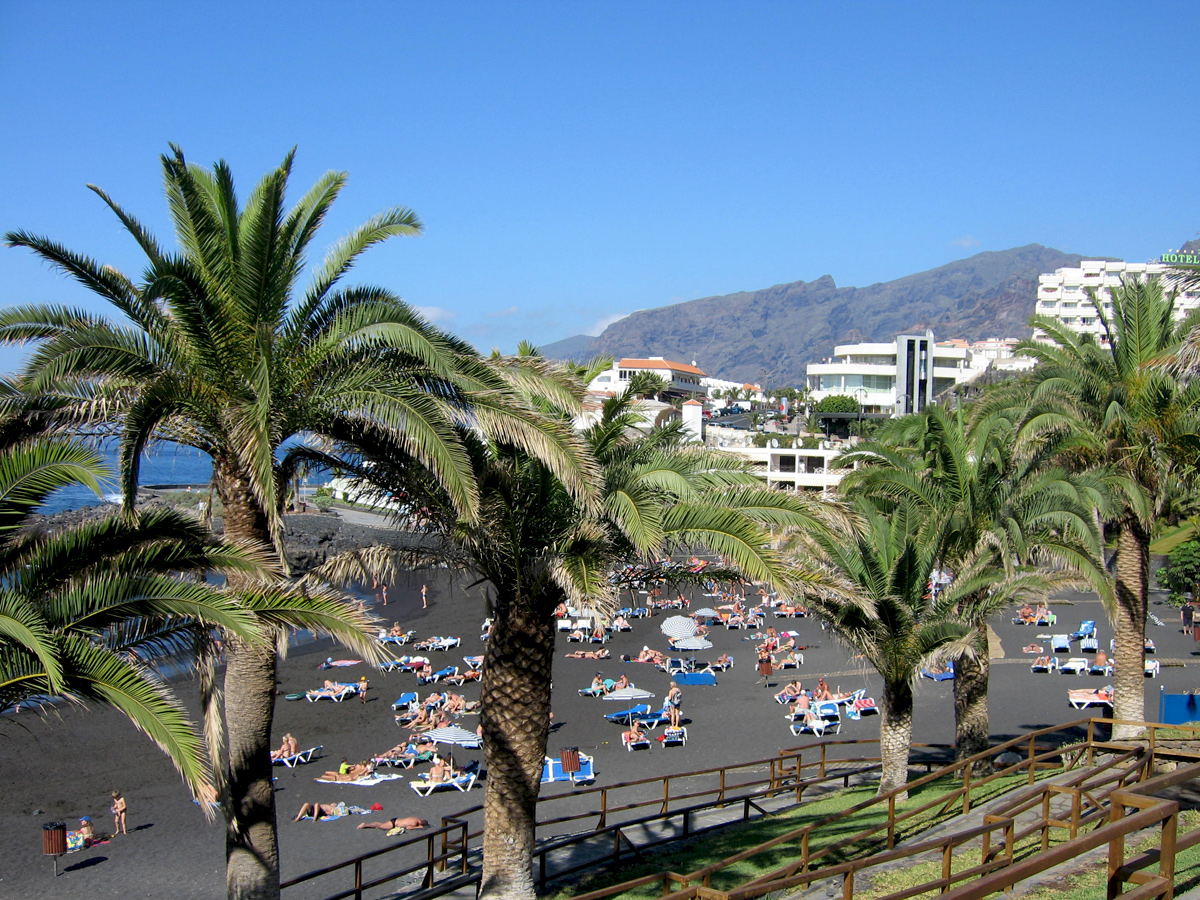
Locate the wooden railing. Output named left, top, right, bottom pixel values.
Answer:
left=281, top=717, right=1200, bottom=900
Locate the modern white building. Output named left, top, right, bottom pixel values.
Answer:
left=1035, top=259, right=1200, bottom=345
left=806, top=333, right=984, bottom=416
left=587, top=357, right=707, bottom=397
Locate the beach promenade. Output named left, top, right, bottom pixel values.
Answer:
left=1, top=525, right=1197, bottom=899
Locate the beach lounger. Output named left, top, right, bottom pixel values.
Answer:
left=1080, top=633, right=1099, bottom=653
left=463, top=656, right=483, bottom=670
left=306, top=684, right=357, bottom=702
left=622, top=731, right=651, bottom=751
left=410, top=761, right=480, bottom=796
left=707, top=655, right=733, bottom=671
left=1145, top=659, right=1161, bottom=678
left=1030, top=656, right=1058, bottom=674
left=1051, top=635, right=1071, bottom=653
left=273, top=745, right=322, bottom=767
left=1145, top=639, right=1157, bottom=654
left=540, top=748, right=595, bottom=785
left=1089, top=662, right=1113, bottom=677
left=557, top=619, right=573, bottom=632
left=380, top=657, right=411, bottom=672
left=776, top=654, right=803, bottom=669
left=920, top=662, right=955, bottom=681
left=391, top=691, right=419, bottom=711
left=659, top=658, right=690, bottom=676
left=419, top=666, right=458, bottom=685
left=659, top=727, right=687, bottom=747
left=1068, top=687, right=1112, bottom=710
left=375, top=749, right=434, bottom=769
left=431, top=636, right=460, bottom=651
left=572, top=618, right=591, bottom=633
left=396, top=656, right=430, bottom=672
left=852, top=696, right=878, bottom=716
left=578, top=683, right=606, bottom=697
left=379, top=631, right=415, bottom=645
left=1035, top=612, right=1057, bottom=626
left=1060, top=657, right=1088, bottom=675
left=633, top=707, right=672, bottom=730
left=604, top=704, right=651, bottom=725
left=1071, top=620, right=1097, bottom=641
left=789, top=713, right=838, bottom=737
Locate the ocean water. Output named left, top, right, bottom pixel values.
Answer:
left=42, top=441, right=215, bottom=514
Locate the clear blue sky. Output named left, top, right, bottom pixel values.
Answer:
left=3, top=3, right=1198, bottom=374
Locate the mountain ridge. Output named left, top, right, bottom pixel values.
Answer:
left=540, top=244, right=1090, bottom=384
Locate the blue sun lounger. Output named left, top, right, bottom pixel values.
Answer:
left=540, top=749, right=595, bottom=785
left=674, top=672, right=717, bottom=686
left=920, top=661, right=955, bottom=681
left=1051, top=635, right=1071, bottom=653
left=1071, top=620, right=1096, bottom=641
left=604, top=703, right=651, bottom=725
left=633, top=706, right=673, bottom=729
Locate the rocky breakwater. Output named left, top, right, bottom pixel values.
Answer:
left=29, top=493, right=424, bottom=575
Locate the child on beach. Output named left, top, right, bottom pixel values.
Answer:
left=111, top=790, right=127, bottom=835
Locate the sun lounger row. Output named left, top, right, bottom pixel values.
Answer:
left=621, top=727, right=687, bottom=750
left=272, top=745, right=322, bottom=767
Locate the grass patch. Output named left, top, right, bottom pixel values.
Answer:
left=1151, top=521, right=1198, bottom=554
left=553, top=772, right=1045, bottom=899
left=861, top=809, right=1200, bottom=900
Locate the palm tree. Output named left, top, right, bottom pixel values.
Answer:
left=0, top=434, right=264, bottom=799
left=1014, top=276, right=1200, bottom=737
left=839, top=404, right=1107, bottom=762
left=791, top=497, right=972, bottom=796
left=310, top=349, right=829, bottom=900
left=1, top=147, right=575, bottom=900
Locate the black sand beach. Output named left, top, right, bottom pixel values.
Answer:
left=2, top=553, right=1197, bottom=899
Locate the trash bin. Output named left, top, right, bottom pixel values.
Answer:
left=42, top=822, right=66, bottom=856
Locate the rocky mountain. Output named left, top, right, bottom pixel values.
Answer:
left=540, top=244, right=1089, bottom=385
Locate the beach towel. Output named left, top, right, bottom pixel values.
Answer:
left=319, top=659, right=362, bottom=668
left=314, top=773, right=404, bottom=786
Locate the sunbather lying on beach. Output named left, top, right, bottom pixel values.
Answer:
left=1023, top=644, right=1044, bottom=654
left=358, top=816, right=429, bottom=832
left=812, top=678, right=850, bottom=702
left=294, top=801, right=348, bottom=821
left=319, top=760, right=374, bottom=781
left=564, top=648, right=610, bottom=659
left=623, top=721, right=647, bottom=744
left=623, top=647, right=666, bottom=664
left=1068, top=686, right=1112, bottom=703
left=1032, top=656, right=1053, bottom=668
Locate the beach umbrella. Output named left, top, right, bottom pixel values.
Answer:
left=692, top=607, right=720, bottom=618
left=603, top=686, right=656, bottom=702
left=672, top=637, right=713, bottom=652
left=423, top=725, right=482, bottom=748
left=660, top=615, right=697, bottom=640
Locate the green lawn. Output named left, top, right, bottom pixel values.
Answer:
left=1151, top=521, right=1198, bottom=554
left=554, top=773, right=1043, bottom=899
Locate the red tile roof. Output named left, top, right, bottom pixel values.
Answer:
left=617, top=358, right=706, bottom=376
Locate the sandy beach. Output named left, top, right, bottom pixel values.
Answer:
left=2, top=550, right=1197, bottom=900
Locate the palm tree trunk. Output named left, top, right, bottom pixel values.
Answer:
left=214, top=460, right=281, bottom=900
left=879, top=681, right=913, bottom=800
left=1111, top=517, right=1148, bottom=741
left=952, top=637, right=992, bottom=771
left=479, top=589, right=555, bottom=900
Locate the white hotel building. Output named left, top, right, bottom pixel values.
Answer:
left=1034, top=259, right=1200, bottom=344
left=806, top=333, right=983, bottom=417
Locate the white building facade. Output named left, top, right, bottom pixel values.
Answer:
left=806, top=333, right=983, bottom=416
left=587, top=357, right=707, bottom=397
left=1035, top=259, right=1200, bottom=345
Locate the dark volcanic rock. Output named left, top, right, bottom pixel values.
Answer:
left=540, top=244, right=1092, bottom=384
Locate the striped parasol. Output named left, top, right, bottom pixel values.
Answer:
left=423, top=725, right=482, bottom=748
left=660, top=615, right=698, bottom=640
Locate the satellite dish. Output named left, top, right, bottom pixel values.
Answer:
left=770, top=439, right=779, bottom=448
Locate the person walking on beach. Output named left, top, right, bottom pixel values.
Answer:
left=381, top=584, right=388, bottom=606
left=421, top=584, right=428, bottom=608
left=110, top=790, right=128, bottom=835
left=358, top=675, right=369, bottom=704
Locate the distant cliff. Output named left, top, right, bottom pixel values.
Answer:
left=540, top=244, right=1089, bottom=385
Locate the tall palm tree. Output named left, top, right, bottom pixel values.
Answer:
left=790, top=497, right=972, bottom=796
left=0, top=147, right=577, bottom=900
left=311, top=349, right=829, bottom=900
left=839, top=405, right=1107, bottom=761
left=0, top=435, right=264, bottom=799
left=1014, top=277, right=1200, bottom=737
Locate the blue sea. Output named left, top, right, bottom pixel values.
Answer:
left=42, top=441, right=215, bottom=514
